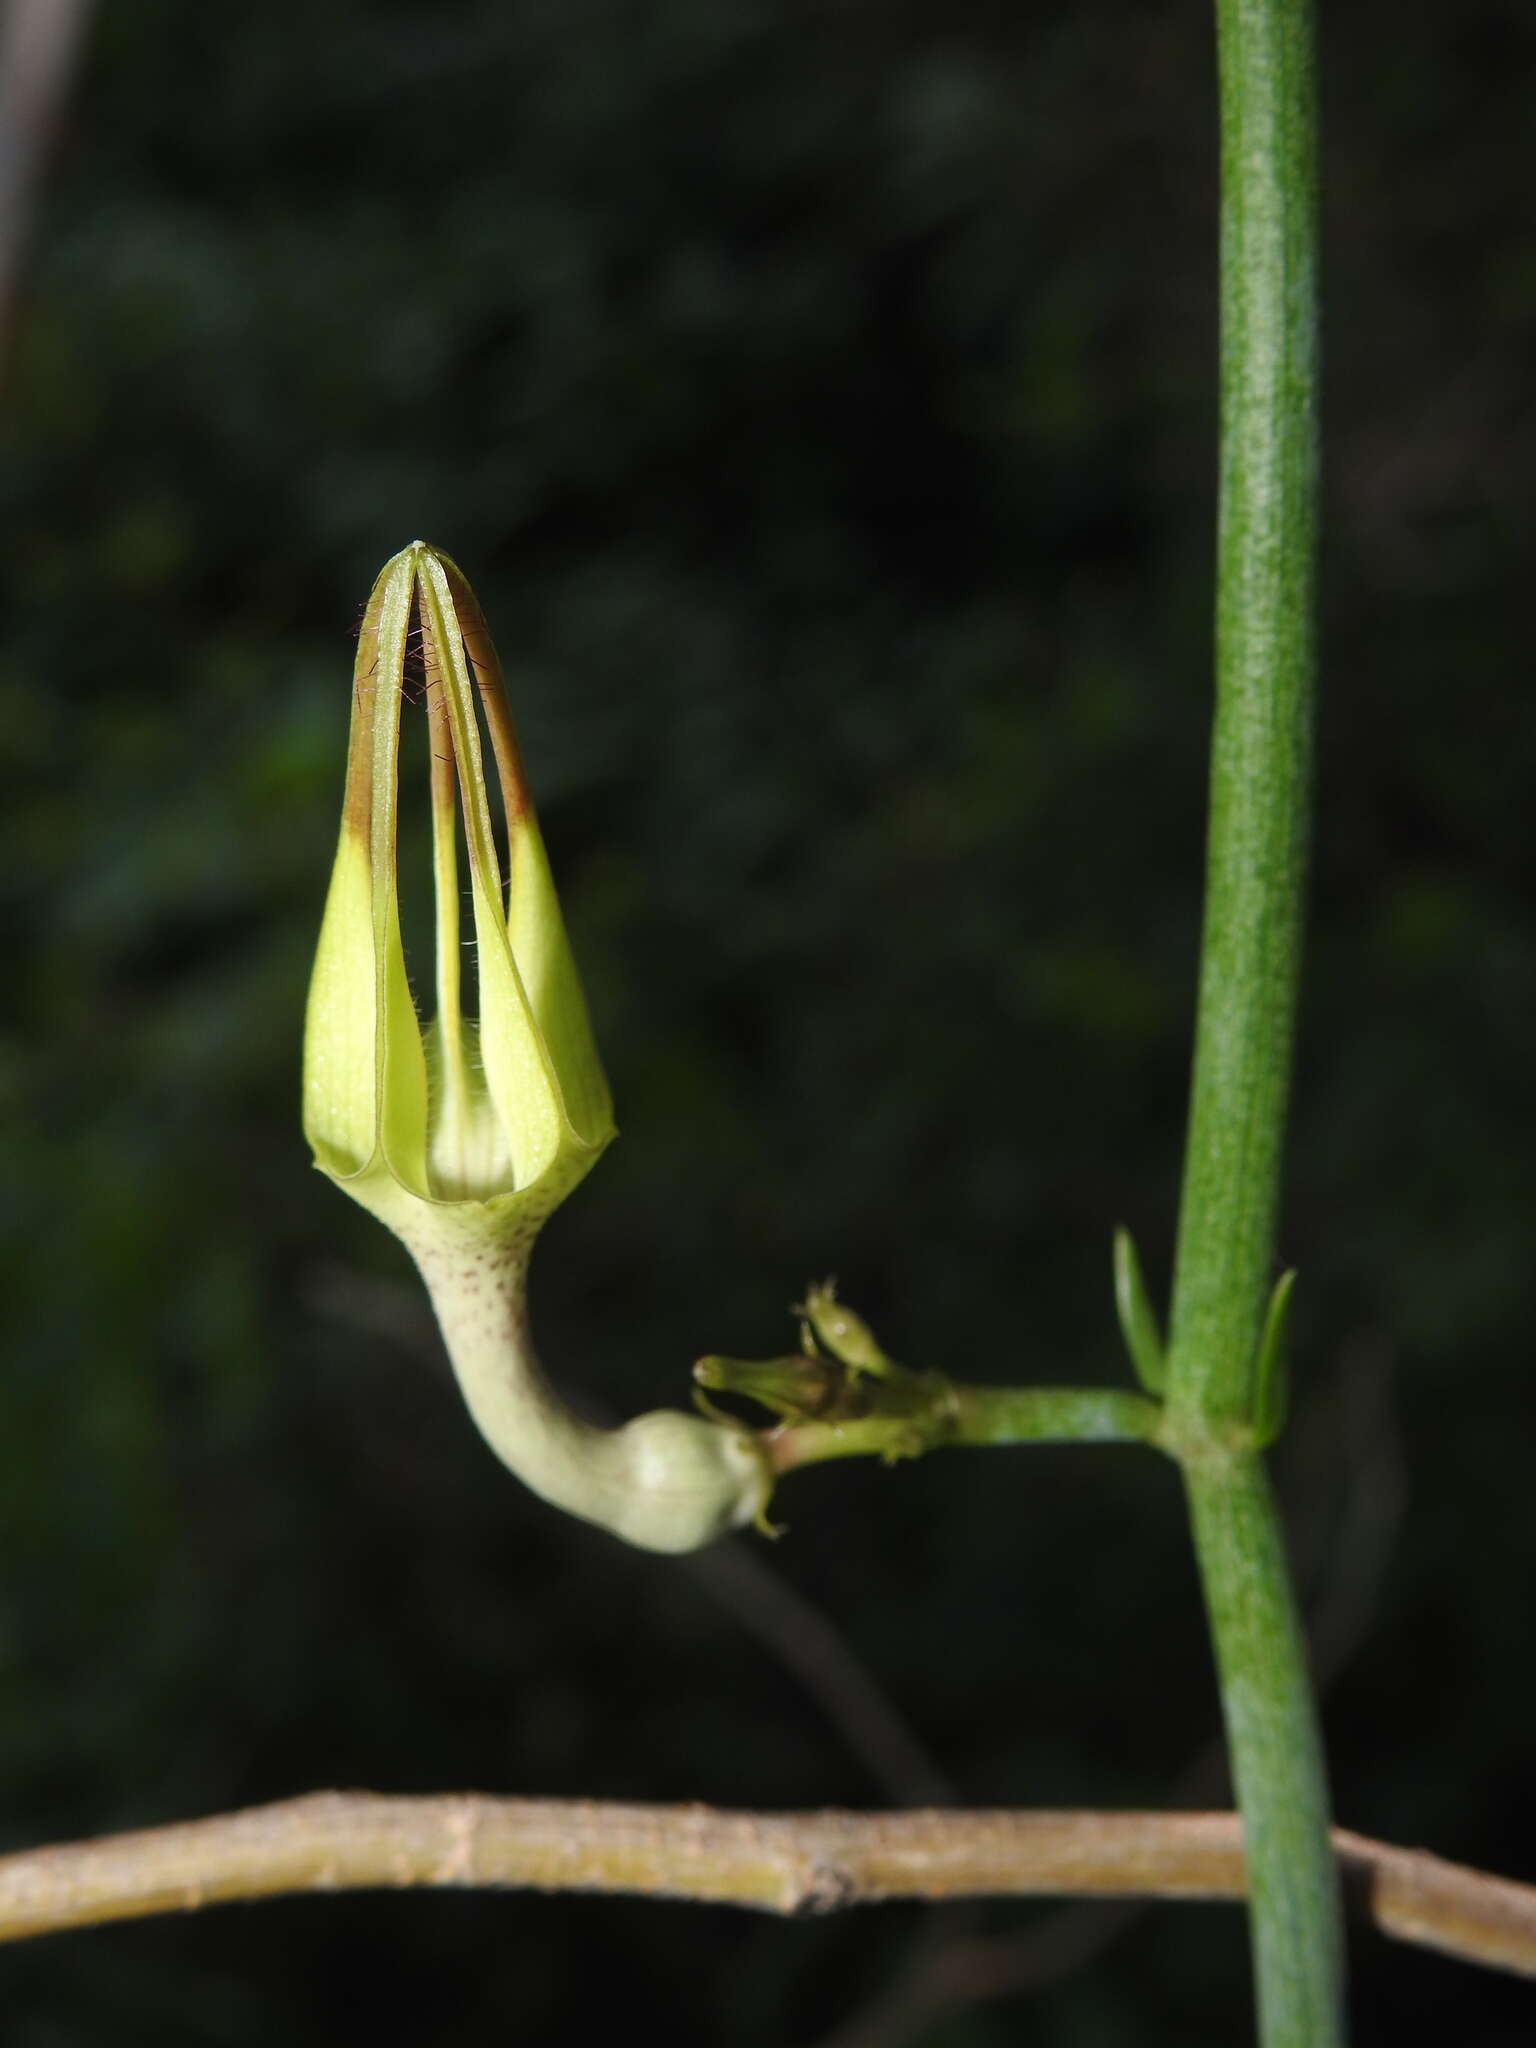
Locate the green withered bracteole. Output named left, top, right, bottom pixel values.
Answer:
left=303, top=542, right=770, bottom=1552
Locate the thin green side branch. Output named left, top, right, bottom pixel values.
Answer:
left=697, top=1291, right=1165, bottom=1484
left=765, top=1382, right=1164, bottom=1477
left=1, top=1795, right=1532, bottom=1980
left=950, top=1384, right=1164, bottom=1448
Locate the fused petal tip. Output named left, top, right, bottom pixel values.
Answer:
left=303, top=542, right=613, bottom=1246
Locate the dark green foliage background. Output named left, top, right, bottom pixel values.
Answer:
left=2, top=2, right=1533, bottom=2042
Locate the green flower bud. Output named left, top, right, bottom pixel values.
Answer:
left=304, top=543, right=769, bottom=1552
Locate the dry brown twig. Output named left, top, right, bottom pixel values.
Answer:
left=0, top=1793, right=1531, bottom=1980
left=0, top=0, right=93, bottom=372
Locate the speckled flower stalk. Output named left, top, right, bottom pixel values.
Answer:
left=303, top=543, right=769, bottom=1552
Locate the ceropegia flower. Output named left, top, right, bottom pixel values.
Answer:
left=303, top=542, right=768, bottom=1552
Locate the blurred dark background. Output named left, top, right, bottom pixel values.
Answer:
left=1, top=1, right=1533, bottom=2042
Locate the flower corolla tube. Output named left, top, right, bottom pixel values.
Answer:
left=303, top=543, right=768, bottom=1552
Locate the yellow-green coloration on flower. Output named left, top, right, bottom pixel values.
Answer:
left=303, top=542, right=612, bottom=1232
left=304, top=543, right=769, bottom=1553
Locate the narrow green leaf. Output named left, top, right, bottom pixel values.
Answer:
left=1251, top=1268, right=1296, bottom=1446
left=1113, top=1226, right=1166, bottom=1395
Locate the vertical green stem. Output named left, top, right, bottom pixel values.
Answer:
left=1163, top=0, right=1340, bottom=2041
left=1182, top=1453, right=1341, bottom=2044
left=1168, top=0, right=1317, bottom=1426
